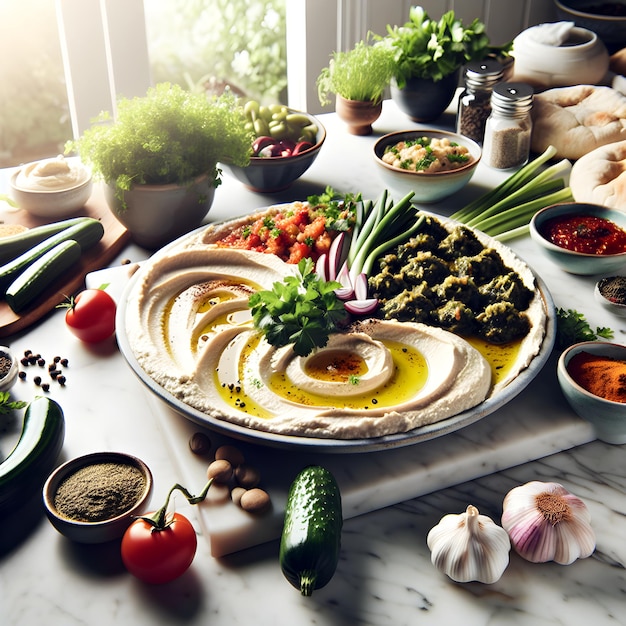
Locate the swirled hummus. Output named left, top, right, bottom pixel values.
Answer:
left=125, top=244, right=495, bottom=439
left=14, top=156, right=90, bottom=191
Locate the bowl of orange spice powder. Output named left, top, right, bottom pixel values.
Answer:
left=558, top=341, right=626, bottom=444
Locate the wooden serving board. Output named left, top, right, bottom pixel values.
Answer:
left=0, top=184, right=131, bottom=337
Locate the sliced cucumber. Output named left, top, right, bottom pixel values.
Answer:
left=5, top=239, right=82, bottom=312
left=0, top=218, right=104, bottom=294
left=0, top=217, right=94, bottom=266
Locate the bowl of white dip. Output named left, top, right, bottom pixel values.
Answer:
left=10, top=156, right=92, bottom=218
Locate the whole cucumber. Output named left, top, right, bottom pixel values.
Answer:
left=0, top=396, right=65, bottom=513
left=279, top=465, right=342, bottom=596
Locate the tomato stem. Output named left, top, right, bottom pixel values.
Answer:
left=139, top=479, right=214, bottom=530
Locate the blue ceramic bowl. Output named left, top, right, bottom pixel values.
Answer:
left=530, top=203, right=626, bottom=275
left=373, top=130, right=481, bottom=204
left=222, top=110, right=325, bottom=193
left=558, top=341, right=626, bottom=444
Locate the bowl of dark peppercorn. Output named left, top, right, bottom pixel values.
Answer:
left=43, top=451, right=153, bottom=543
left=0, top=346, right=19, bottom=392
left=595, top=276, right=626, bottom=317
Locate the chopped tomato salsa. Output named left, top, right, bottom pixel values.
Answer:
left=214, top=201, right=355, bottom=263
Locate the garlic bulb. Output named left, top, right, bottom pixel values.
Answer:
left=501, top=481, right=596, bottom=565
left=427, top=504, right=511, bottom=584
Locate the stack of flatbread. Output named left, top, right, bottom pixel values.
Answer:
left=530, top=85, right=626, bottom=160
left=530, top=83, right=626, bottom=210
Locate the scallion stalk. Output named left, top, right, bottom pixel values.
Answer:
left=450, top=145, right=573, bottom=240
left=450, top=145, right=560, bottom=224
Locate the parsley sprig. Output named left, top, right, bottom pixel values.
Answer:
left=0, top=391, right=27, bottom=416
left=555, top=308, right=614, bottom=350
left=249, top=258, right=348, bottom=357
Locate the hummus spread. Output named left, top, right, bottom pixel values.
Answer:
left=14, top=156, right=89, bottom=192
left=125, top=243, right=497, bottom=439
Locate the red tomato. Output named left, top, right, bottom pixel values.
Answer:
left=64, top=289, right=116, bottom=343
left=121, top=513, right=198, bottom=584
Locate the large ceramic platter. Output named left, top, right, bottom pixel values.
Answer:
left=117, top=208, right=555, bottom=453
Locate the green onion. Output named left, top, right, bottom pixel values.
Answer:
left=348, top=190, right=418, bottom=278
left=450, top=145, right=573, bottom=239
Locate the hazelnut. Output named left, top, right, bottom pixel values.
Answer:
left=234, top=463, right=261, bottom=489
left=239, top=488, right=271, bottom=514
left=230, top=486, right=246, bottom=506
left=189, top=432, right=212, bottom=456
left=214, top=444, right=245, bottom=467
left=207, top=459, right=233, bottom=484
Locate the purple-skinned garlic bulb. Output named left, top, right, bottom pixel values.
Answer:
left=501, top=481, right=596, bottom=565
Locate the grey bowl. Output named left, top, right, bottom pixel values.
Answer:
left=43, top=451, right=153, bottom=543
left=558, top=341, right=626, bottom=444
left=222, top=111, right=325, bottom=192
left=530, top=203, right=626, bottom=275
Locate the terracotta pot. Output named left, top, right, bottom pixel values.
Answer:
left=390, top=69, right=461, bottom=122
left=335, top=95, right=383, bottom=135
left=104, top=174, right=215, bottom=249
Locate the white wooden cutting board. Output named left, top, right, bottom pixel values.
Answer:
left=89, top=266, right=594, bottom=558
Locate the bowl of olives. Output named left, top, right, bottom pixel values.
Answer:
left=222, top=102, right=326, bottom=193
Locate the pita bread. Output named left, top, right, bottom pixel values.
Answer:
left=530, top=85, right=626, bottom=159
left=570, top=139, right=626, bottom=210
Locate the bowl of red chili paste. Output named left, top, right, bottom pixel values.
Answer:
left=558, top=341, right=626, bottom=444
left=530, top=202, right=626, bottom=275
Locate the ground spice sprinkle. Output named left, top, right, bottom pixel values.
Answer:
left=567, top=350, right=626, bottom=403
left=54, top=461, right=147, bottom=522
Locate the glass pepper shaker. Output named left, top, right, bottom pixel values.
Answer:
left=482, top=82, right=534, bottom=170
left=456, top=59, right=504, bottom=144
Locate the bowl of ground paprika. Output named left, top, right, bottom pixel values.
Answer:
left=558, top=341, right=626, bottom=444
left=43, top=451, right=153, bottom=543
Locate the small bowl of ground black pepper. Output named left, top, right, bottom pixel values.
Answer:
left=43, top=451, right=153, bottom=543
left=557, top=341, right=626, bottom=444
left=0, top=346, right=19, bottom=392
left=595, top=276, right=626, bottom=317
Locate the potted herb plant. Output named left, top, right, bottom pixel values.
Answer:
left=380, top=6, right=507, bottom=122
left=68, top=83, right=253, bottom=249
left=317, top=40, right=395, bottom=135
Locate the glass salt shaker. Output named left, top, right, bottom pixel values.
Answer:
left=482, top=82, right=534, bottom=170
left=456, top=59, right=504, bottom=144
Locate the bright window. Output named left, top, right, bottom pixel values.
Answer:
left=0, top=0, right=71, bottom=168
left=0, top=0, right=287, bottom=168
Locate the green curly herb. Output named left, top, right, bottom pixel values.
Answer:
left=249, top=258, right=348, bottom=357
left=555, top=308, right=614, bottom=350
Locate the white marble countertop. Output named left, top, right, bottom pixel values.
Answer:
left=1, top=100, right=625, bottom=625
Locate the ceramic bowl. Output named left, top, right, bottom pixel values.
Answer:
left=373, top=130, right=481, bottom=204
left=512, top=24, right=609, bottom=89
left=9, top=162, right=93, bottom=219
left=0, top=346, right=19, bottom=392
left=104, top=174, right=215, bottom=250
left=554, top=0, right=626, bottom=54
left=222, top=110, right=325, bottom=192
left=594, top=276, right=626, bottom=317
left=557, top=341, right=626, bottom=444
left=43, top=451, right=153, bottom=543
left=529, top=203, right=626, bottom=275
